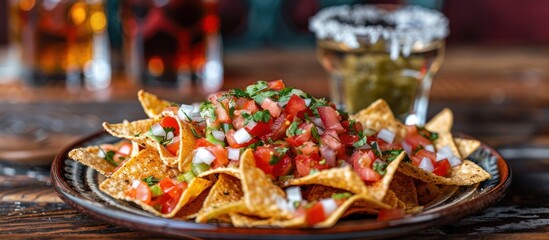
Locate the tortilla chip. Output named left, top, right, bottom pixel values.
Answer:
left=415, top=182, right=442, bottom=205
left=351, top=99, right=407, bottom=141
left=366, top=152, right=406, bottom=201
left=103, top=119, right=158, bottom=148
left=197, top=167, right=241, bottom=179
left=284, top=167, right=368, bottom=195
left=99, top=148, right=177, bottom=202
left=389, top=173, right=419, bottom=209
left=425, top=108, right=453, bottom=133
left=454, top=138, right=481, bottom=158
left=316, top=194, right=389, bottom=228
left=138, top=90, right=173, bottom=118
left=381, top=190, right=399, bottom=208
left=173, top=186, right=211, bottom=220
left=342, top=207, right=378, bottom=218
left=196, top=174, right=246, bottom=223
left=229, top=213, right=306, bottom=228
left=69, top=146, right=116, bottom=176
left=240, top=149, right=292, bottom=219
left=161, top=111, right=196, bottom=170
left=398, top=160, right=490, bottom=185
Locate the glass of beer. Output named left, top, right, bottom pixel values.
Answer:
left=120, top=0, right=223, bottom=94
left=310, top=5, right=448, bottom=125
left=9, top=0, right=111, bottom=90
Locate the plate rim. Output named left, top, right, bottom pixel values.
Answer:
left=51, top=130, right=512, bottom=239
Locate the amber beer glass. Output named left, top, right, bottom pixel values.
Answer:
left=310, top=5, right=448, bottom=125
left=9, top=0, right=110, bottom=89
left=120, top=0, right=222, bottom=93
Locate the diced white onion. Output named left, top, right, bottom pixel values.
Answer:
left=320, top=198, right=338, bottom=216
left=178, top=104, right=195, bottom=121
left=192, top=147, right=216, bottom=165
left=311, top=117, right=324, bottom=129
left=166, top=131, right=174, bottom=141
left=234, top=128, right=252, bottom=144
left=448, top=156, right=462, bottom=167
left=419, top=157, right=434, bottom=172
left=212, top=130, right=225, bottom=141
left=424, top=144, right=435, bottom=152
left=285, top=186, right=303, bottom=203
left=97, top=149, right=106, bottom=158
left=436, top=151, right=449, bottom=161
left=377, top=128, right=395, bottom=143
left=316, top=126, right=324, bottom=135
left=150, top=123, right=166, bottom=137
left=245, top=120, right=257, bottom=130
left=132, top=179, right=141, bottom=188
left=227, top=147, right=241, bottom=161
left=304, top=98, right=312, bottom=106
left=402, top=141, right=412, bottom=155
left=191, top=103, right=201, bottom=115
left=438, top=145, right=453, bottom=156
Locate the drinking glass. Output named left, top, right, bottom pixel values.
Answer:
left=120, top=0, right=223, bottom=94
left=9, top=0, right=111, bottom=90
left=310, top=4, right=448, bottom=125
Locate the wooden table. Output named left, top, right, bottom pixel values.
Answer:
left=1, top=46, right=548, bottom=239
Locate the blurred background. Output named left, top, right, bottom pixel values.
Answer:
left=0, top=0, right=547, bottom=166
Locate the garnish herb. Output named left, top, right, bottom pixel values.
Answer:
left=199, top=101, right=216, bottom=119
left=142, top=176, right=160, bottom=186
left=417, top=126, right=439, bottom=141
left=373, top=161, right=388, bottom=175
left=352, top=136, right=368, bottom=148
left=269, top=147, right=289, bottom=165
left=383, top=149, right=405, bottom=162
left=190, top=127, right=202, bottom=138
left=370, top=141, right=382, bottom=157
left=98, top=146, right=118, bottom=166
left=286, top=121, right=300, bottom=137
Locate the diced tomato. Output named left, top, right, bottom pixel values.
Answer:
left=374, top=138, right=403, bottom=151
left=133, top=180, right=151, bottom=204
left=295, top=153, right=328, bottom=177
left=272, top=155, right=293, bottom=177
left=215, top=105, right=231, bottom=124
left=297, top=141, right=319, bottom=155
left=403, top=125, right=432, bottom=151
left=225, top=129, right=258, bottom=148
left=247, top=121, right=271, bottom=137
left=158, top=178, right=180, bottom=199
left=433, top=159, right=451, bottom=176
left=321, top=130, right=342, bottom=150
left=410, top=156, right=423, bottom=166
left=356, top=167, right=381, bottom=182
left=207, top=145, right=229, bottom=168
left=150, top=193, right=179, bottom=214
left=377, top=209, right=405, bottom=221
left=338, top=134, right=358, bottom=146
left=415, top=150, right=436, bottom=163
left=232, top=116, right=246, bottom=129
left=235, top=97, right=248, bottom=109
left=165, top=138, right=180, bottom=156
left=196, top=138, right=215, bottom=148
left=341, top=120, right=363, bottom=134
left=264, top=113, right=290, bottom=141
left=243, top=100, right=259, bottom=113
left=261, top=98, right=282, bottom=118
left=306, top=202, right=326, bottom=226
left=317, top=106, right=344, bottom=133
left=117, top=142, right=132, bottom=156
left=284, top=94, right=307, bottom=119
left=253, top=146, right=275, bottom=174
left=267, top=79, right=285, bottom=90
left=160, top=116, right=180, bottom=136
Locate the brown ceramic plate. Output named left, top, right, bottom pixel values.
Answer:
left=51, top=131, right=511, bottom=239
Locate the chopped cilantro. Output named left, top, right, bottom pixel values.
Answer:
left=148, top=127, right=175, bottom=146
left=245, top=81, right=269, bottom=96
left=373, top=161, right=388, bottom=175
left=383, top=149, right=405, bottom=162
left=310, top=124, right=321, bottom=142
left=99, top=147, right=118, bottom=166
left=134, top=132, right=141, bottom=137
left=370, top=141, right=382, bottom=157
left=251, top=91, right=277, bottom=104
left=199, top=101, right=216, bottom=119
left=253, top=110, right=271, bottom=123
left=142, top=176, right=160, bottom=186
left=269, top=147, right=289, bottom=165
left=352, top=136, right=368, bottom=148
left=417, top=126, right=439, bottom=141
left=286, top=121, right=300, bottom=137
left=331, top=192, right=352, bottom=200
left=190, top=127, right=202, bottom=138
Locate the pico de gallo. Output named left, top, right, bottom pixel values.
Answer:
left=126, top=175, right=189, bottom=214
left=144, top=80, right=458, bottom=182
left=98, top=140, right=133, bottom=167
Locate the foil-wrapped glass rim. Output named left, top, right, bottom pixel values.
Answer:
left=309, top=4, right=449, bottom=59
